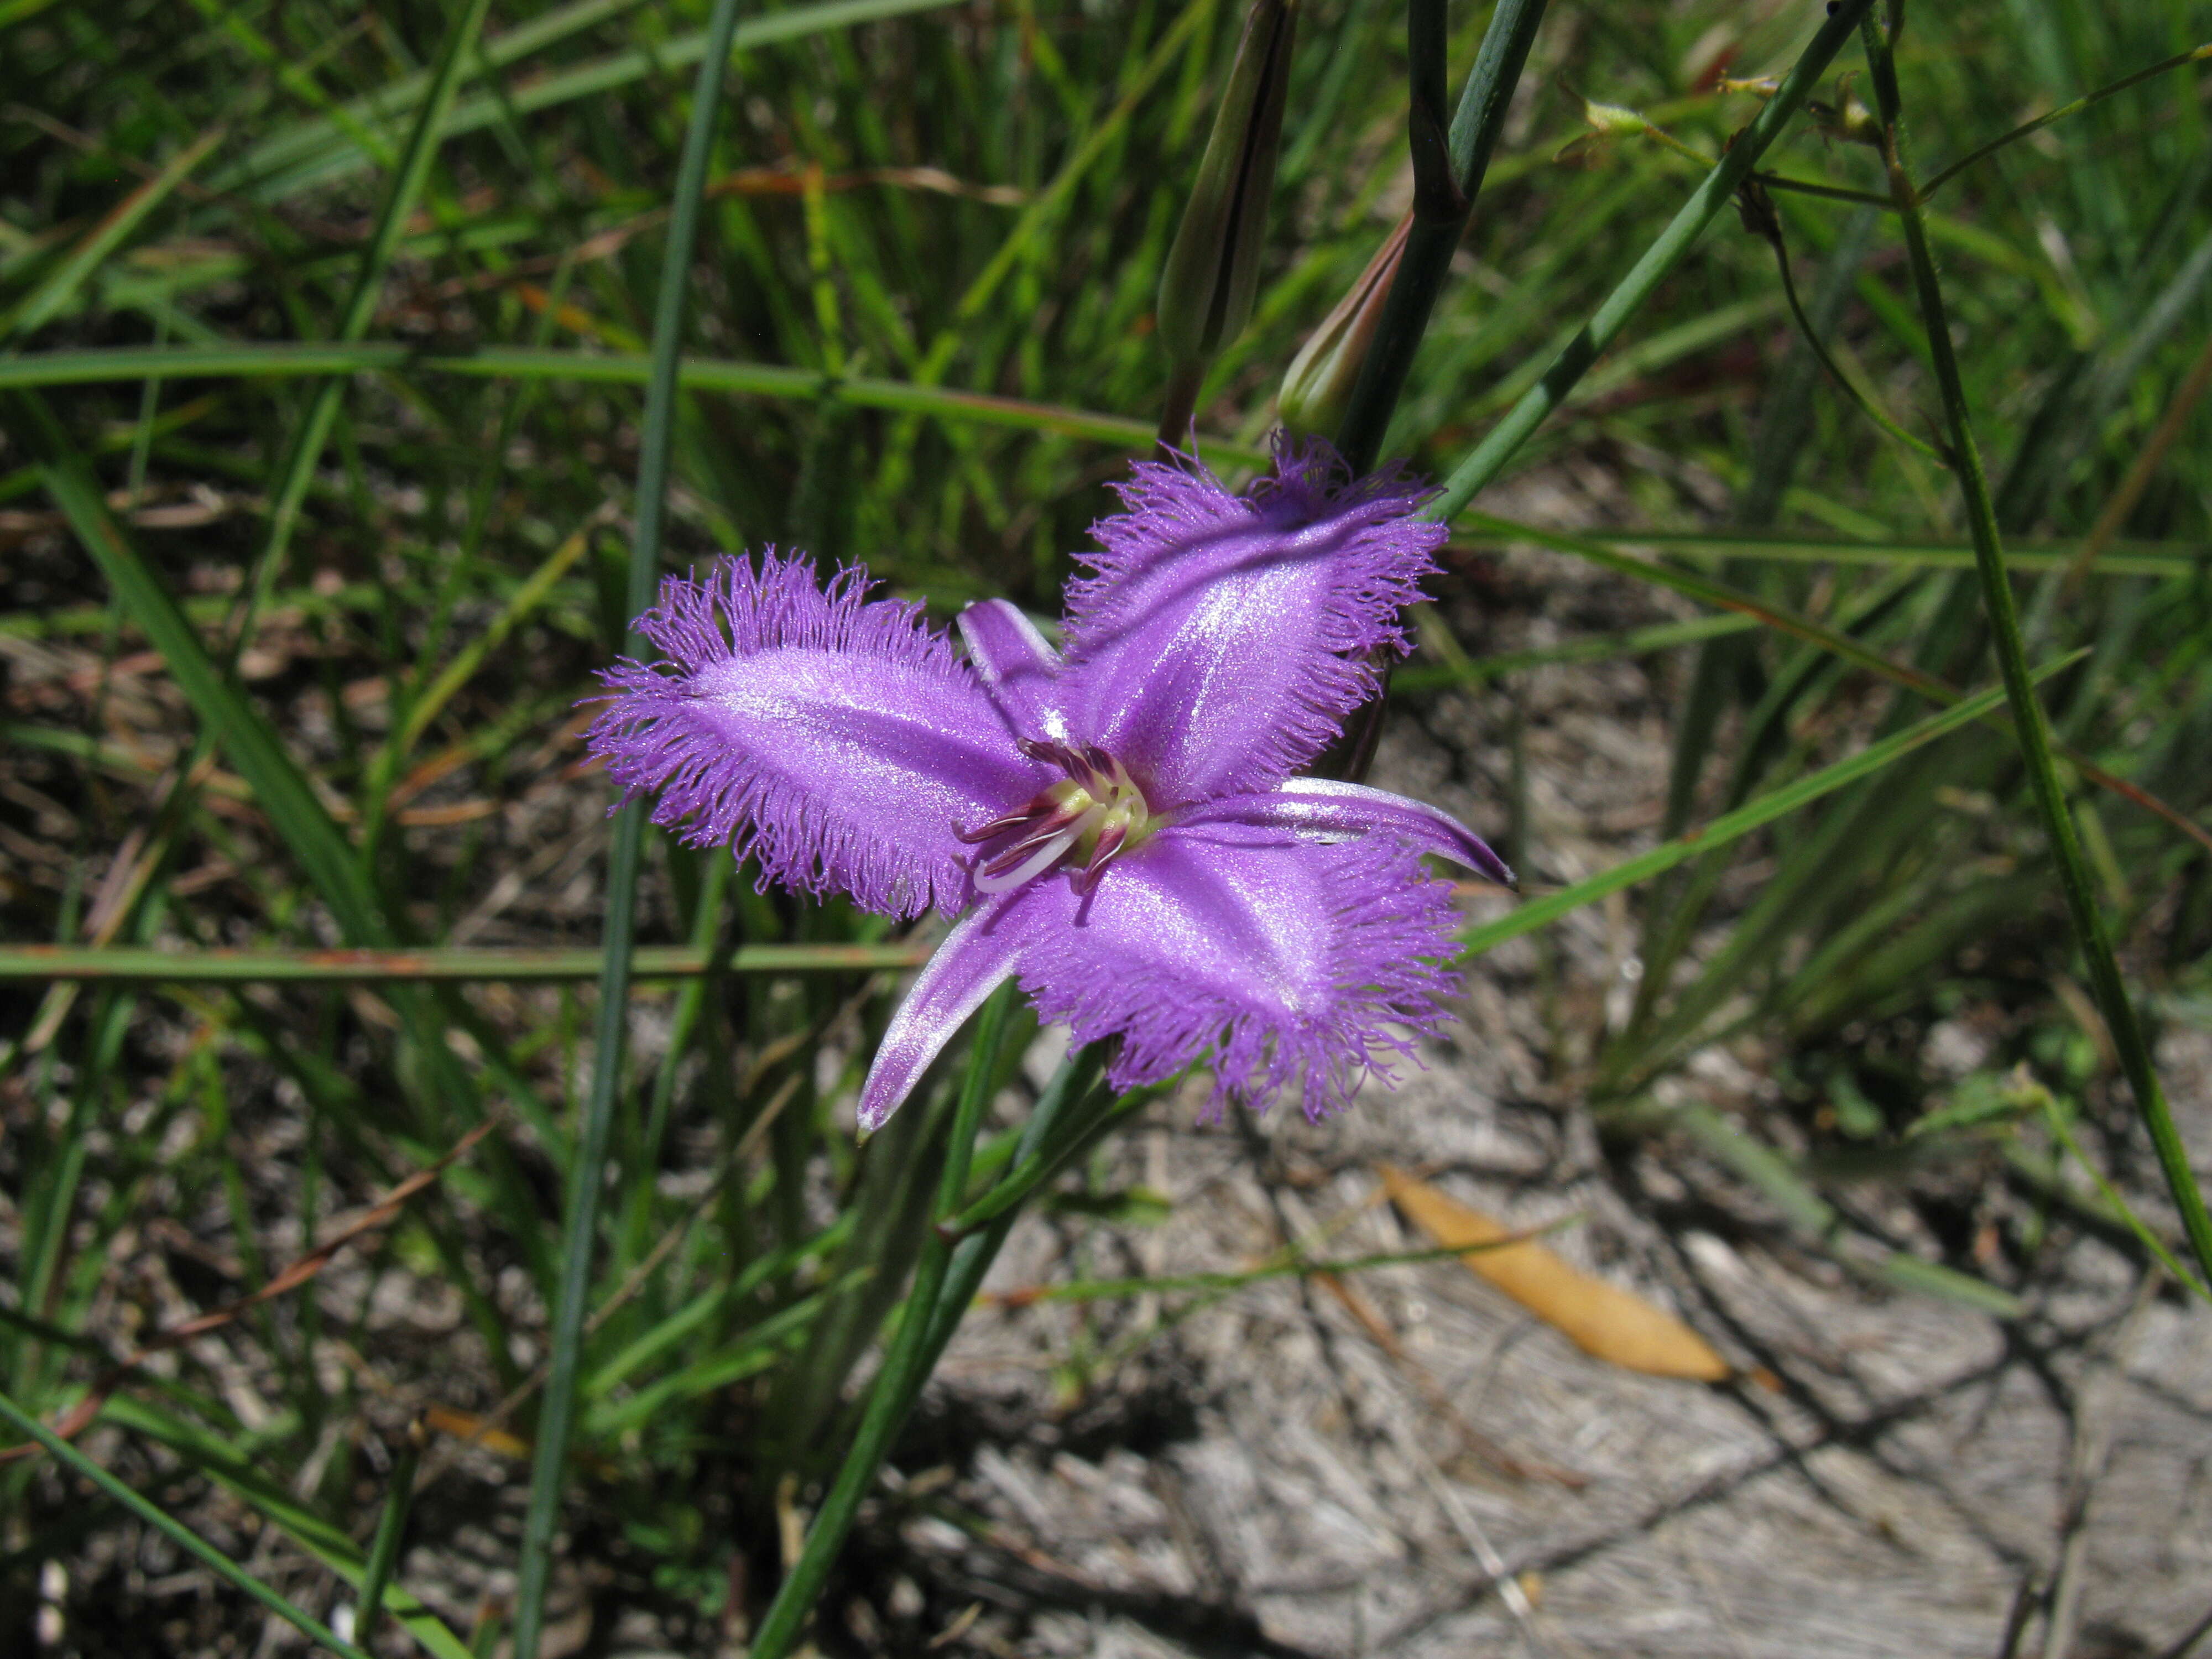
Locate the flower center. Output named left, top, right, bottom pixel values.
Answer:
left=956, top=738, right=1159, bottom=895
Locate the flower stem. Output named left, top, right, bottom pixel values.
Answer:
left=746, top=987, right=1020, bottom=1659
left=1332, top=0, right=1549, bottom=477
left=1856, top=4, right=2212, bottom=1288
left=507, top=3, right=750, bottom=1655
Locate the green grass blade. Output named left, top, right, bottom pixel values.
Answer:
left=0, top=128, right=223, bottom=342
left=1333, top=0, right=1550, bottom=472
left=1460, top=654, right=2081, bottom=960
left=1392, top=612, right=1756, bottom=693
left=1592, top=528, right=2200, bottom=581
left=15, top=393, right=390, bottom=945
left=353, top=1436, right=421, bottom=1646
left=239, top=0, right=494, bottom=625
left=0, top=942, right=927, bottom=982
left=1859, top=10, right=2212, bottom=1288
left=1919, top=41, right=2212, bottom=201
left=98, top=1394, right=471, bottom=1659
left=220, top=0, right=967, bottom=200
left=0, top=1387, right=372, bottom=1659
left=0, top=343, right=1268, bottom=466
left=214, top=0, right=650, bottom=189
left=1671, top=1106, right=2022, bottom=1315
left=1427, top=0, right=1876, bottom=519
left=1459, top=508, right=2212, bottom=855
left=508, top=3, right=749, bottom=1652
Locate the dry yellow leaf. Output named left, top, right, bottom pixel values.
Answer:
left=1379, top=1165, right=1730, bottom=1382
left=423, top=1404, right=534, bottom=1460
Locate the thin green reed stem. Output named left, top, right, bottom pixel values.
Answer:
left=748, top=985, right=1020, bottom=1659
left=353, top=1433, right=421, bottom=1644
left=236, top=0, right=493, bottom=635
left=1333, top=0, right=1548, bottom=475
left=1858, top=7, right=2212, bottom=1287
left=917, top=1042, right=1109, bottom=1363
left=506, top=3, right=748, bottom=1655
left=0, top=1389, right=373, bottom=1659
left=1426, top=0, right=1875, bottom=521
left=1918, top=41, right=2212, bottom=202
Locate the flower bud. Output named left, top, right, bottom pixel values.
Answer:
left=1581, top=97, right=1651, bottom=137
left=1156, top=0, right=1297, bottom=371
left=1276, top=212, right=1410, bottom=437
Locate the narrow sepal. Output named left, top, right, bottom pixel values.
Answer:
left=1181, top=776, right=1514, bottom=887
left=855, top=894, right=1036, bottom=1132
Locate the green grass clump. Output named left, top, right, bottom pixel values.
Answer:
left=2, top=0, right=2209, bottom=1652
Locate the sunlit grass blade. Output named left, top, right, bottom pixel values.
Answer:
left=985, top=1234, right=1575, bottom=1307
left=1859, top=9, right=2212, bottom=1288
left=1460, top=654, right=2081, bottom=960
left=1394, top=612, right=1755, bottom=694
left=507, top=2, right=749, bottom=1652
left=1666, top=1106, right=2023, bottom=1315
left=1597, top=528, right=2200, bottom=580
left=0, top=343, right=1268, bottom=467
left=0, top=942, right=927, bottom=982
left=220, top=0, right=968, bottom=200
left=1459, top=508, right=2212, bottom=855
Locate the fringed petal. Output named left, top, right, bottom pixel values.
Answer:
left=1013, top=823, right=1462, bottom=1121
left=1055, top=437, right=1445, bottom=805
left=586, top=554, right=1044, bottom=919
left=1180, top=778, right=1515, bottom=888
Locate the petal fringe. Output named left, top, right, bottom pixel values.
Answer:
left=1015, top=827, right=1462, bottom=1121
left=1056, top=437, right=1447, bottom=802
left=586, top=553, right=1039, bottom=918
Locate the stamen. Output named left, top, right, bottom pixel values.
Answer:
left=953, top=808, right=1039, bottom=845
left=963, top=742, right=1156, bottom=895
left=1070, top=816, right=1131, bottom=895
left=974, top=812, right=1097, bottom=893
left=981, top=802, right=1089, bottom=870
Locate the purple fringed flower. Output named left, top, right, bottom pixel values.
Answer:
left=587, top=442, right=1512, bottom=1130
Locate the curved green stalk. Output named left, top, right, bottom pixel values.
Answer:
left=505, top=3, right=749, bottom=1655
left=1856, top=6, right=2212, bottom=1288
